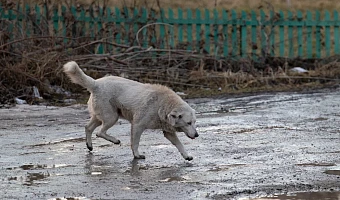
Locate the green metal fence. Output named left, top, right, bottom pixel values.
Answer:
left=1, top=5, right=339, bottom=59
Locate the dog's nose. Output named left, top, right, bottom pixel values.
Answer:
left=194, top=132, right=199, bottom=137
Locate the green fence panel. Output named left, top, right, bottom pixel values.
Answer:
left=2, top=5, right=340, bottom=59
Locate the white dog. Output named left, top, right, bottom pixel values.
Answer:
left=63, top=61, right=198, bottom=160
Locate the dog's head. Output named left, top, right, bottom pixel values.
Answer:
left=167, top=106, right=199, bottom=139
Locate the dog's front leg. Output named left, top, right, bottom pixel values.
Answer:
left=163, top=131, right=193, bottom=161
left=131, top=124, right=145, bottom=159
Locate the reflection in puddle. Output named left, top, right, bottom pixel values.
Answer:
left=253, top=191, right=340, bottom=200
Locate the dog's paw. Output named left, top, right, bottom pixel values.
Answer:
left=185, top=156, right=193, bottom=161
left=134, top=155, right=146, bottom=159
left=86, top=143, right=93, bottom=151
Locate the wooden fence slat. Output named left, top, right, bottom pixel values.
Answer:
left=260, top=10, right=266, bottom=57
left=297, top=11, right=303, bottom=57
left=222, top=10, right=228, bottom=57
left=241, top=11, right=247, bottom=57
left=269, top=11, right=275, bottom=56
left=187, top=9, right=193, bottom=50
left=231, top=10, right=238, bottom=57
left=178, top=8, right=183, bottom=44
left=279, top=11, right=285, bottom=57
left=287, top=11, right=294, bottom=58
left=213, top=9, right=219, bottom=56
left=115, top=7, right=121, bottom=47
left=324, top=10, right=331, bottom=57
left=306, top=11, right=313, bottom=58
left=251, top=11, right=257, bottom=60
left=159, top=8, right=166, bottom=49
left=315, top=10, right=321, bottom=58
left=141, top=8, right=147, bottom=48
left=204, top=9, right=210, bottom=54
left=334, top=11, right=340, bottom=54
left=196, top=9, right=202, bottom=52
left=168, top=8, right=174, bottom=48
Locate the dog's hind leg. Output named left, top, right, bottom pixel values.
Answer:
left=163, top=131, right=193, bottom=161
left=96, top=112, right=121, bottom=145
left=85, top=116, right=101, bottom=151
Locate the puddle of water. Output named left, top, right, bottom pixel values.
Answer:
left=8, top=172, right=50, bottom=186
left=324, top=170, right=340, bottom=175
left=6, top=163, right=73, bottom=170
left=48, top=197, right=91, bottom=200
left=158, top=175, right=191, bottom=183
left=253, top=191, right=340, bottom=200
left=296, top=163, right=336, bottom=167
left=207, top=164, right=246, bottom=172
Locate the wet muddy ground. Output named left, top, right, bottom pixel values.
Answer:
left=1, top=88, right=339, bottom=200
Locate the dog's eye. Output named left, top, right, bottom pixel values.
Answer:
left=178, top=115, right=182, bottom=119
left=187, top=122, right=192, bottom=125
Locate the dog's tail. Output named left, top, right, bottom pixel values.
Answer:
left=63, top=61, right=96, bottom=92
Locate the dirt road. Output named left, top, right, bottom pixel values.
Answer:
left=1, top=89, right=339, bottom=200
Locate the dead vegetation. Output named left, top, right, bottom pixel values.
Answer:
left=1, top=0, right=340, bottom=107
